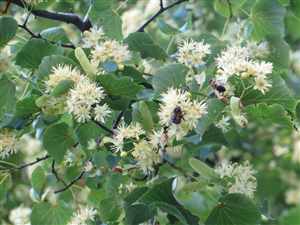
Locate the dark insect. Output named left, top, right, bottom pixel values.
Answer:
left=171, top=106, right=184, bottom=124
left=210, top=80, right=226, bottom=93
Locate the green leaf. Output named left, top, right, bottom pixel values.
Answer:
left=97, top=74, right=143, bottom=99
left=196, top=99, right=225, bottom=136
left=175, top=182, right=220, bottom=221
left=43, top=123, right=76, bottom=162
left=0, top=16, right=17, bottom=48
left=290, top=0, right=300, bottom=18
left=0, top=75, right=16, bottom=125
left=90, top=1, right=122, bottom=40
left=214, top=0, right=247, bottom=17
left=76, top=121, right=103, bottom=146
left=246, top=103, right=293, bottom=129
left=154, top=202, right=189, bottom=225
left=125, top=32, right=167, bottom=60
left=40, top=27, right=70, bottom=43
left=251, top=0, right=286, bottom=40
left=31, top=202, right=72, bottom=225
left=99, top=197, right=122, bottom=222
left=205, top=194, right=261, bottom=225
left=241, top=74, right=296, bottom=113
left=132, top=101, right=154, bottom=132
left=152, top=63, right=188, bottom=93
left=16, top=39, right=63, bottom=69
left=157, top=19, right=179, bottom=35
left=15, top=96, right=39, bottom=118
left=189, top=158, right=219, bottom=181
left=37, top=55, right=77, bottom=79
left=279, top=206, right=300, bottom=225
left=267, top=36, right=290, bottom=71
left=31, top=166, right=46, bottom=193
left=125, top=203, right=155, bottom=225
left=51, top=80, right=75, bottom=97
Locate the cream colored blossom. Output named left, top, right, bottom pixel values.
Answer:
left=215, top=161, right=257, bottom=198
left=177, top=39, right=211, bottom=67
left=112, top=122, right=145, bottom=151
left=132, top=140, right=161, bottom=172
left=66, top=79, right=106, bottom=123
left=253, top=76, right=272, bottom=95
left=93, top=104, right=111, bottom=123
left=122, top=8, right=144, bottom=36
left=68, top=206, right=97, bottom=225
left=91, top=40, right=131, bottom=69
left=0, top=47, right=11, bottom=72
left=0, top=129, right=18, bottom=159
left=286, top=188, right=300, bottom=205
left=158, top=88, right=207, bottom=140
left=9, top=205, right=31, bottom=225
left=45, top=65, right=84, bottom=93
left=82, top=26, right=105, bottom=48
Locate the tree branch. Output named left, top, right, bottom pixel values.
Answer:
left=137, top=0, right=188, bottom=32
left=93, top=120, right=114, bottom=135
left=0, top=154, right=50, bottom=171
left=51, top=160, right=67, bottom=186
left=54, top=171, right=85, bottom=194
left=11, top=0, right=92, bottom=32
left=18, top=24, right=75, bottom=49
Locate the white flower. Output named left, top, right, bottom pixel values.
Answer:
left=0, top=129, right=18, bottom=159
left=20, top=134, right=42, bottom=156
left=215, top=116, right=231, bottom=132
left=91, top=40, right=131, bottom=69
left=68, top=206, right=97, bottom=225
left=122, top=8, right=144, bottom=36
left=253, top=76, right=272, bottom=95
left=216, top=45, right=250, bottom=80
left=215, top=161, right=257, bottom=198
left=177, top=39, right=211, bottom=67
left=93, top=104, right=111, bottom=123
left=286, top=188, right=300, bottom=205
left=132, top=140, right=161, bottom=172
left=158, top=88, right=207, bottom=140
left=112, top=122, right=145, bottom=151
left=45, top=64, right=84, bottom=93
left=247, top=41, right=270, bottom=58
left=82, top=26, right=105, bottom=48
left=66, top=79, right=105, bottom=123
left=194, top=72, right=206, bottom=88
left=9, top=205, right=31, bottom=225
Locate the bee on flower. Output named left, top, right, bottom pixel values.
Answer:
left=158, top=88, right=207, bottom=140
left=176, top=39, right=211, bottom=67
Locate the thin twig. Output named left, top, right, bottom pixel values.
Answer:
left=226, top=0, right=233, bottom=18
left=11, top=0, right=92, bottom=32
left=54, top=171, right=85, bottom=194
left=137, top=0, right=188, bottom=32
left=18, top=24, right=75, bottom=49
left=93, top=120, right=114, bottom=135
left=51, top=160, right=67, bottom=186
left=113, top=111, right=124, bottom=129
left=0, top=154, right=51, bottom=171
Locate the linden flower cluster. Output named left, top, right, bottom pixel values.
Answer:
left=9, top=205, right=31, bottom=225
left=68, top=206, right=97, bottom=225
left=66, top=79, right=110, bottom=123
left=112, top=122, right=145, bottom=151
left=91, top=39, right=131, bottom=70
left=45, top=65, right=84, bottom=93
left=158, top=88, right=207, bottom=140
left=177, top=39, right=211, bottom=67
left=82, top=26, right=131, bottom=70
left=216, top=44, right=273, bottom=94
left=0, top=129, right=18, bottom=159
left=215, top=161, right=257, bottom=198
left=132, top=140, right=161, bottom=172
left=82, top=26, right=105, bottom=48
